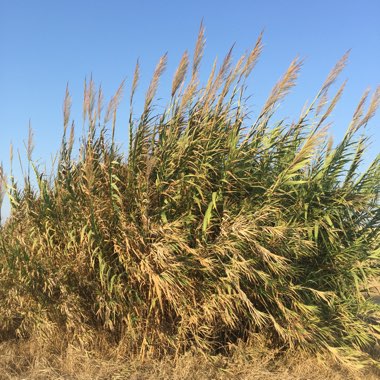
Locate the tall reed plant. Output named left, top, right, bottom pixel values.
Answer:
left=0, top=26, right=379, bottom=366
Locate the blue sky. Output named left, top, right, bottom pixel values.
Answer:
left=1, top=0, right=379, bottom=220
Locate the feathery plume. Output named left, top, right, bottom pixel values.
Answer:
left=320, top=50, right=350, bottom=94
left=192, top=22, right=205, bottom=78
left=63, top=83, right=72, bottom=131
left=171, top=51, right=189, bottom=97
left=261, top=57, right=302, bottom=116
left=104, top=79, right=125, bottom=124
left=27, top=120, right=34, bottom=161
left=360, top=85, right=380, bottom=127
left=353, top=88, right=371, bottom=122
left=243, top=31, right=263, bottom=78
left=97, top=84, right=104, bottom=121
left=131, top=60, right=140, bottom=105
left=317, top=80, right=347, bottom=127
left=144, top=54, right=167, bottom=113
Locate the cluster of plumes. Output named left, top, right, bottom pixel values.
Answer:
left=0, top=26, right=379, bottom=367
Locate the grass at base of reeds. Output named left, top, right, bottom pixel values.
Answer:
left=1, top=337, right=380, bottom=380
left=0, top=25, right=380, bottom=375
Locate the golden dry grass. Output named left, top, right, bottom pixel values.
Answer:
left=1, top=340, right=380, bottom=380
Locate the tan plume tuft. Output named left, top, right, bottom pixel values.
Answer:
left=171, top=51, right=189, bottom=97
left=360, top=85, right=380, bottom=127
left=131, top=60, right=140, bottom=104
left=353, top=88, right=371, bottom=122
left=63, top=83, right=72, bottom=131
left=243, top=32, right=264, bottom=78
left=192, top=22, right=206, bottom=78
left=105, top=79, right=125, bottom=124
left=261, top=57, right=303, bottom=116
left=317, top=80, right=347, bottom=127
left=144, top=54, right=167, bottom=113
left=320, top=51, right=350, bottom=93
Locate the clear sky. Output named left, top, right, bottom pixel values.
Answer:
left=1, top=0, right=380, bottom=220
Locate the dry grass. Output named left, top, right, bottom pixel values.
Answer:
left=1, top=340, right=379, bottom=380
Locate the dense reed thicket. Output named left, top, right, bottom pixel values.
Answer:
left=0, top=27, right=379, bottom=367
